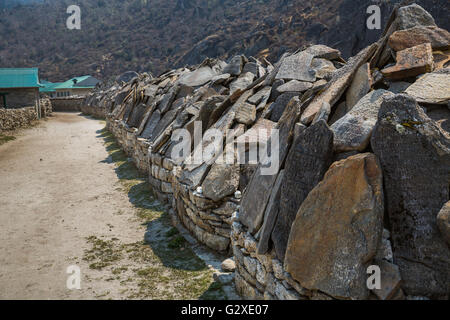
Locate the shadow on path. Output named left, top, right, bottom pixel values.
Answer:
left=95, top=126, right=227, bottom=300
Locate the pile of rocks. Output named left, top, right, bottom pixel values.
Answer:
left=83, top=3, right=449, bottom=300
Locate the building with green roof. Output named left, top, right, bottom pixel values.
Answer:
left=52, top=75, right=100, bottom=97
left=0, top=68, right=42, bottom=108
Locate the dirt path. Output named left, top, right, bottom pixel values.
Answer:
left=0, top=113, right=235, bottom=300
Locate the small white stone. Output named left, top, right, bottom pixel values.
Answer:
left=196, top=186, right=203, bottom=194
left=234, top=190, right=242, bottom=199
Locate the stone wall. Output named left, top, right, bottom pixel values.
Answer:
left=0, top=106, right=37, bottom=132
left=80, top=103, right=106, bottom=119
left=50, top=97, right=84, bottom=112
left=0, top=99, right=52, bottom=132
left=81, top=4, right=450, bottom=300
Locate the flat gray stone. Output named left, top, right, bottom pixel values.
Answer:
left=272, top=120, right=334, bottom=261
left=276, top=80, right=313, bottom=94
left=275, top=51, right=316, bottom=82
left=202, top=163, right=240, bottom=202
left=346, top=63, right=372, bottom=109
left=405, top=68, right=450, bottom=104
left=223, top=55, right=245, bottom=76
left=178, top=67, right=218, bottom=87
left=304, top=44, right=342, bottom=60
left=396, top=4, right=437, bottom=31
left=239, top=97, right=303, bottom=234
left=230, top=72, right=255, bottom=95
left=332, top=90, right=394, bottom=152
left=256, top=170, right=285, bottom=255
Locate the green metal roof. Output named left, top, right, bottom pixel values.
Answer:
left=54, top=76, right=97, bottom=89
left=39, top=81, right=63, bottom=93
left=0, top=68, right=41, bottom=88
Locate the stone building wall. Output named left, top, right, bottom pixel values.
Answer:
left=0, top=88, right=38, bottom=108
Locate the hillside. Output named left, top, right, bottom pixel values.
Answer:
left=0, top=0, right=448, bottom=81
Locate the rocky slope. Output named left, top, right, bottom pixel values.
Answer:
left=0, top=0, right=448, bottom=81
left=83, top=3, right=450, bottom=300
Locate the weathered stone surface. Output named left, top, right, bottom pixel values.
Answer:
left=433, top=50, right=450, bottom=70
left=272, top=120, right=334, bottom=261
left=437, top=201, right=450, bottom=246
left=235, top=102, right=256, bottom=125
left=405, top=68, right=450, bottom=104
left=301, top=43, right=378, bottom=125
left=269, top=92, right=298, bottom=122
left=371, top=94, right=450, bottom=299
left=371, top=260, right=402, bottom=300
left=388, top=81, right=411, bottom=94
left=304, top=44, right=342, bottom=61
left=223, top=55, right=245, bottom=76
left=230, top=72, right=255, bottom=94
left=375, top=229, right=394, bottom=263
left=141, top=109, right=161, bottom=139
left=311, top=58, right=336, bottom=79
left=242, top=62, right=260, bottom=76
left=275, top=51, right=316, bottom=82
left=381, top=43, right=434, bottom=80
left=158, top=86, right=179, bottom=113
left=201, top=163, right=240, bottom=202
left=256, top=170, right=284, bottom=255
left=395, top=4, right=437, bottom=31
left=332, top=90, right=394, bottom=152
left=248, top=86, right=271, bottom=106
left=346, top=63, right=372, bottom=109
left=221, top=258, right=236, bottom=272
left=235, top=273, right=259, bottom=300
left=276, top=80, right=313, bottom=94
left=284, top=153, right=384, bottom=300
left=312, top=102, right=331, bottom=124
left=178, top=66, right=218, bottom=87
left=239, top=97, right=302, bottom=234
left=388, top=26, right=450, bottom=52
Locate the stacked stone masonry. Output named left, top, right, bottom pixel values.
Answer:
left=0, top=99, right=52, bottom=132
left=82, top=3, right=449, bottom=300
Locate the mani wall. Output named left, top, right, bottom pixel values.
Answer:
left=83, top=4, right=450, bottom=300
left=50, top=97, right=84, bottom=112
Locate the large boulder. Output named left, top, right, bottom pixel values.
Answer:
left=371, top=94, right=450, bottom=299
left=271, top=120, right=334, bottom=261
left=395, top=3, right=437, bottom=31
left=331, top=89, right=394, bottom=152
left=284, top=153, right=384, bottom=300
